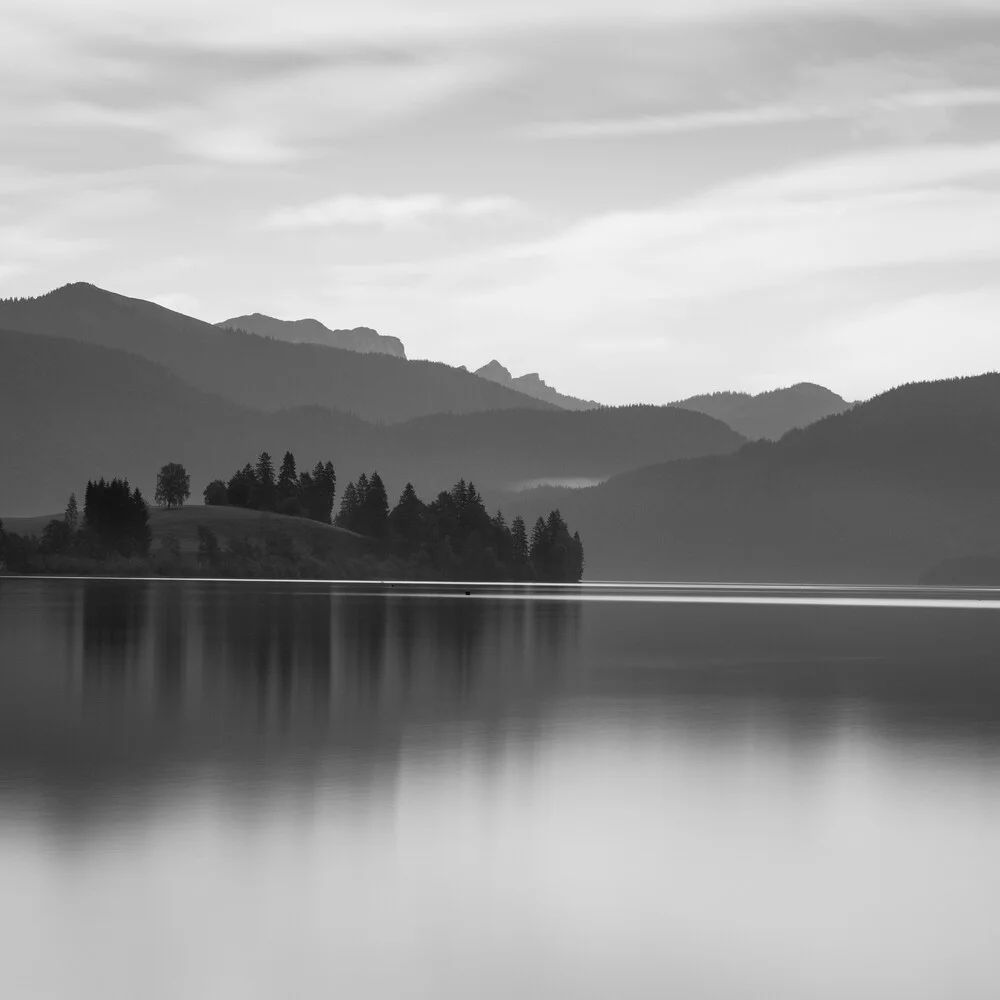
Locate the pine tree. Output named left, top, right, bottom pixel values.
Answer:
left=64, top=493, right=79, bottom=532
left=571, top=530, right=585, bottom=581
left=277, top=451, right=298, bottom=498
left=390, top=482, right=425, bottom=549
left=362, top=471, right=390, bottom=538
left=254, top=452, right=277, bottom=511
left=227, top=464, right=257, bottom=508
left=546, top=509, right=566, bottom=535
left=511, top=516, right=528, bottom=564
left=336, top=481, right=359, bottom=530
left=530, top=516, right=547, bottom=558
left=309, top=461, right=336, bottom=524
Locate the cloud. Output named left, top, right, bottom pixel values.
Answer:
left=308, top=140, right=1000, bottom=397
left=5, top=0, right=1000, bottom=51
left=0, top=226, right=105, bottom=261
left=526, top=88, right=1000, bottom=139
left=263, top=194, right=522, bottom=230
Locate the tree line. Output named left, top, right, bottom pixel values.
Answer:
left=336, top=472, right=584, bottom=582
left=0, top=457, right=584, bottom=583
left=202, top=451, right=337, bottom=523
left=0, top=478, right=151, bottom=571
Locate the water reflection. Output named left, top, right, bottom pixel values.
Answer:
left=2, top=579, right=1000, bottom=999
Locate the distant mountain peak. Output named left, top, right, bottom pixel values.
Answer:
left=217, top=312, right=406, bottom=358
left=477, top=359, right=513, bottom=381
left=671, top=382, right=851, bottom=440
left=473, top=360, right=598, bottom=412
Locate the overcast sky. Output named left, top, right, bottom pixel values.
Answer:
left=3, top=0, right=1000, bottom=404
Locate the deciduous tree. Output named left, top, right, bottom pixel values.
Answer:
left=155, top=463, right=191, bottom=508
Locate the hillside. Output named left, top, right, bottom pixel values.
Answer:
left=217, top=313, right=406, bottom=358
left=4, top=505, right=368, bottom=560
left=0, top=284, right=550, bottom=423
left=672, top=382, right=851, bottom=440
left=386, top=405, right=743, bottom=493
left=474, top=360, right=598, bottom=411
left=0, top=331, right=743, bottom=516
left=509, top=374, right=1000, bottom=582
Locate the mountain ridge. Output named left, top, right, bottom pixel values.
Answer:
left=0, top=283, right=553, bottom=423
left=0, top=329, right=743, bottom=516
left=509, top=373, right=1000, bottom=582
left=217, top=312, right=406, bottom=358
left=474, top=359, right=599, bottom=411
left=671, top=382, right=851, bottom=440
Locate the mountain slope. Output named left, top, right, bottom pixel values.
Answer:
left=474, top=360, right=598, bottom=411
left=0, top=284, right=551, bottom=423
left=381, top=404, right=743, bottom=494
left=0, top=332, right=743, bottom=516
left=672, top=382, right=851, bottom=440
left=218, top=313, right=406, bottom=358
left=511, top=374, right=1000, bottom=582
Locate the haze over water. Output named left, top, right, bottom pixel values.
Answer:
left=2, top=579, right=1000, bottom=999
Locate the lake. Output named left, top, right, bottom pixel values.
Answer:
left=2, top=577, right=1000, bottom=999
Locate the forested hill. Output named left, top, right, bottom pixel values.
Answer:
left=0, top=330, right=743, bottom=516
left=385, top=405, right=743, bottom=489
left=0, top=283, right=552, bottom=423
left=510, top=374, right=1000, bottom=583
left=672, top=382, right=851, bottom=440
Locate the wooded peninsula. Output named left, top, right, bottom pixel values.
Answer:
left=0, top=451, right=585, bottom=582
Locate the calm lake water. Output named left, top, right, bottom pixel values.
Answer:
left=2, top=578, right=1000, bottom=999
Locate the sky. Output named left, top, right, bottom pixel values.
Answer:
left=2, top=0, right=1000, bottom=405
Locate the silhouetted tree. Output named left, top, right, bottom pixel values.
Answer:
left=336, top=481, right=359, bottom=530
left=390, top=482, right=425, bottom=551
left=203, top=479, right=229, bottom=506
left=361, top=471, right=389, bottom=538
left=40, top=519, right=72, bottom=555
left=276, top=452, right=301, bottom=515
left=570, top=530, right=585, bottom=580
left=83, top=478, right=151, bottom=557
left=277, top=451, right=298, bottom=497
left=226, top=464, right=256, bottom=508
left=253, top=452, right=277, bottom=511
left=64, top=493, right=79, bottom=532
left=155, top=462, right=191, bottom=508
left=302, top=461, right=336, bottom=523
left=530, top=517, right=546, bottom=559
left=511, top=516, right=528, bottom=567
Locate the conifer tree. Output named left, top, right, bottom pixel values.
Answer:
left=227, top=464, right=257, bottom=508
left=277, top=452, right=298, bottom=498
left=254, top=452, right=277, bottom=511
left=307, top=461, right=336, bottom=524
left=511, top=515, right=528, bottom=564
left=530, top=516, right=547, bottom=558
left=64, top=493, right=79, bottom=532
left=571, top=531, right=585, bottom=581
left=390, top=482, right=425, bottom=549
left=362, top=471, right=390, bottom=538
left=336, top=481, right=359, bottom=530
